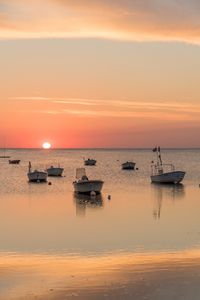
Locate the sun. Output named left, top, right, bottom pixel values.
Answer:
left=42, top=142, right=51, bottom=149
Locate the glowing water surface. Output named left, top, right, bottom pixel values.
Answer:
left=0, top=149, right=200, bottom=299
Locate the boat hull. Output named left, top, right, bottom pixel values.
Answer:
left=28, top=171, right=47, bottom=182
left=122, top=162, right=135, bottom=170
left=84, top=160, right=96, bottom=166
left=73, top=180, right=104, bottom=194
left=47, top=167, right=64, bottom=177
left=9, top=160, right=20, bottom=164
left=151, top=171, right=185, bottom=184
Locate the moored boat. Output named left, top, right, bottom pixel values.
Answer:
left=151, top=147, right=185, bottom=184
left=84, top=158, right=96, bottom=166
left=47, top=166, right=64, bottom=177
left=73, top=168, right=104, bottom=194
left=122, top=161, right=135, bottom=170
left=9, top=159, right=20, bottom=164
left=27, top=161, right=47, bottom=183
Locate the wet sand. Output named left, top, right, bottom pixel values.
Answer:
left=1, top=250, right=200, bottom=300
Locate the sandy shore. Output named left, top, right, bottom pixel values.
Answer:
left=1, top=250, right=200, bottom=300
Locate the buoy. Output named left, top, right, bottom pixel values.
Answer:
left=108, top=195, right=111, bottom=200
left=90, top=191, right=96, bottom=197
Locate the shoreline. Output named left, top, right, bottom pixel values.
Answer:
left=1, top=249, right=200, bottom=300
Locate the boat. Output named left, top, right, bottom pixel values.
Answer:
left=9, top=159, right=20, bottom=164
left=84, top=158, right=96, bottom=166
left=47, top=165, right=64, bottom=177
left=27, top=161, right=47, bottom=183
left=151, top=147, right=185, bottom=184
left=122, top=161, right=135, bottom=170
left=73, top=168, right=104, bottom=194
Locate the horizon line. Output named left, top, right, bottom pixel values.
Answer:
left=1, top=147, right=200, bottom=150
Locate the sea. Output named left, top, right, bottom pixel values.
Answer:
left=1, top=148, right=200, bottom=300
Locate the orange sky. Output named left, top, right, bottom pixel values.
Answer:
left=0, top=1, right=200, bottom=148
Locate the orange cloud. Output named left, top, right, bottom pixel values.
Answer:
left=1, top=97, right=200, bottom=148
left=0, top=0, right=200, bottom=42
left=6, top=97, right=200, bottom=121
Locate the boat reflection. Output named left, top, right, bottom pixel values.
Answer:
left=151, top=183, right=185, bottom=220
left=73, top=193, right=104, bottom=217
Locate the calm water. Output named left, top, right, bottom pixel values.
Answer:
left=1, top=149, right=200, bottom=299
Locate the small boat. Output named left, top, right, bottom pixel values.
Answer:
left=151, top=147, right=185, bottom=184
left=73, top=168, right=104, bottom=194
left=84, top=158, right=96, bottom=166
left=47, top=165, right=64, bottom=177
left=122, top=161, right=135, bottom=170
left=9, top=159, right=20, bottom=164
left=27, top=161, right=47, bottom=183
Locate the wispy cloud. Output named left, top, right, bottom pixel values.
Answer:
left=0, top=0, right=200, bottom=43
left=4, top=96, right=200, bottom=122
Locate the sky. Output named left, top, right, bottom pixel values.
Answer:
left=0, top=0, right=200, bottom=148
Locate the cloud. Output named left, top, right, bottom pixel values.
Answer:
left=0, top=0, right=200, bottom=43
left=4, top=96, right=200, bottom=122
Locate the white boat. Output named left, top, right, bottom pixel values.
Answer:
left=151, top=147, right=185, bottom=184
left=47, top=166, right=64, bottom=177
left=73, top=168, right=104, bottom=194
left=122, top=161, right=135, bottom=170
left=27, top=161, right=47, bottom=183
left=84, top=158, right=96, bottom=166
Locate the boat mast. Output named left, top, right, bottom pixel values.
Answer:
left=28, top=161, right=32, bottom=173
left=157, top=146, right=163, bottom=166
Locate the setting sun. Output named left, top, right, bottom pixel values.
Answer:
left=42, top=142, right=51, bottom=149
